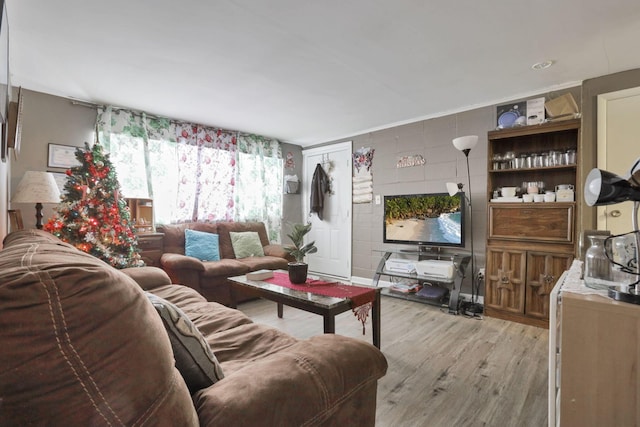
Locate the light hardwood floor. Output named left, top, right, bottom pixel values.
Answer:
left=238, top=296, right=549, bottom=427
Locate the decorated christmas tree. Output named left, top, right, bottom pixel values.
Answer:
left=44, top=142, right=144, bottom=268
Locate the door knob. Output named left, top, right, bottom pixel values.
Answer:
left=610, top=210, right=622, bottom=218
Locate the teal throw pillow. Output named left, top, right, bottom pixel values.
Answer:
left=185, top=229, right=220, bottom=261
left=230, top=231, right=265, bottom=258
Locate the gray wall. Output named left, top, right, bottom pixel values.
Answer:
left=319, top=86, right=583, bottom=296
left=10, top=90, right=95, bottom=229
left=281, top=142, right=304, bottom=229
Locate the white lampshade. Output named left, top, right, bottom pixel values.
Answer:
left=12, top=171, right=61, bottom=204
left=452, top=135, right=478, bottom=152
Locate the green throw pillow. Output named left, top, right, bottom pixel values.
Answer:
left=185, top=229, right=220, bottom=261
left=230, top=231, right=265, bottom=258
left=146, top=293, right=224, bottom=393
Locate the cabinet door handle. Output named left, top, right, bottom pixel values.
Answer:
left=544, top=275, right=555, bottom=284
left=610, top=210, right=622, bottom=218
left=500, top=276, right=510, bottom=284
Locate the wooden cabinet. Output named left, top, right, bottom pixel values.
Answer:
left=550, top=263, right=640, bottom=427
left=525, top=251, right=573, bottom=320
left=485, top=120, right=580, bottom=327
left=136, top=232, right=164, bottom=266
left=125, top=198, right=155, bottom=233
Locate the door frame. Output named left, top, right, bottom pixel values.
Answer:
left=302, top=141, right=352, bottom=279
left=596, top=86, right=640, bottom=230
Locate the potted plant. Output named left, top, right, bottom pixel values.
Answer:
left=284, top=222, right=318, bottom=284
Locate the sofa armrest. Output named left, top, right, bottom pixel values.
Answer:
left=121, top=266, right=173, bottom=290
left=193, top=335, right=387, bottom=426
left=161, top=253, right=206, bottom=271
left=263, top=244, right=294, bottom=262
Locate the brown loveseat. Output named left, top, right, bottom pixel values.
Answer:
left=158, top=221, right=292, bottom=306
left=0, top=230, right=388, bottom=426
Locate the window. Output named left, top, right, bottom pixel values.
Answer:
left=97, top=107, right=283, bottom=241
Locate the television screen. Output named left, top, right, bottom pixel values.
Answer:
left=383, top=192, right=465, bottom=248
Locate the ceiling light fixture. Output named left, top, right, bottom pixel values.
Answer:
left=531, top=60, right=554, bottom=70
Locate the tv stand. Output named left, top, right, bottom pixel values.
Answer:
left=372, top=249, right=471, bottom=314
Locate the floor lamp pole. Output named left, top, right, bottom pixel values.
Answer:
left=462, top=149, right=476, bottom=308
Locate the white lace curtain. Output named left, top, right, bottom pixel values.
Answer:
left=96, top=107, right=283, bottom=242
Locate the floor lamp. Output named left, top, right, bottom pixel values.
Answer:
left=11, top=171, right=61, bottom=229
left=450, top=135, right=482, bottom=315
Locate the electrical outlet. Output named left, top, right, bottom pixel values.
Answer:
left=375, top=195, right=381, bottom=205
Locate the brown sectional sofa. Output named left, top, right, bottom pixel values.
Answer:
left=157, top=221, right=293, bottom=306
left=0, top=229, right=388, bottom=426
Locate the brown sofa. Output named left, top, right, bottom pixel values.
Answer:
left=0, top=229, right=388, bottom=426
left=157, top=221, right=293, bottom=306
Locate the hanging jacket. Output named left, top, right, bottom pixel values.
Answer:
left=310, top=163, right=330, bottom=220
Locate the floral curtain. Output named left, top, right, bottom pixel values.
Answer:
left=97, top=107, right=151, bottom=199
left=175, top=124, right=237, bottom=222
left=96, top=108, right=283, bottom=241
left=237, top=134, right=283, bottom=242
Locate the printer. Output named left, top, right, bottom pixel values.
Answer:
left=384, top=258, right=417, bottom=273
left=415, top=260, right=455, bottom=280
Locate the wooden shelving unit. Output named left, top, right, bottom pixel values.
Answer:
left=125, top=197, right=155, bottom=233
left=484, top=119, right=581, bottom=328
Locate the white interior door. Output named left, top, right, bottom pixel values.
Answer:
left=302, top=142, right=352, bottom=279
left=597, top=87, right=640, bottom=234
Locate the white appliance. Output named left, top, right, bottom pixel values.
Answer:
left=384, top=259, right=416, bottom=273
left=415, top=260, right=455, bottom=279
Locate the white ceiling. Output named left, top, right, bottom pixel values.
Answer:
left=6, top=0, right=640, bottom=146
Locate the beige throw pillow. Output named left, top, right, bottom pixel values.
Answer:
left=230, top=231, right=265, bottom=258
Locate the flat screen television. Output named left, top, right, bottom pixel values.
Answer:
left=383, top=192, right=465, bottom=249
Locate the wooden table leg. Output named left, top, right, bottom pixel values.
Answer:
left=277, top=302, right=283, bottom=318
left=228, top=286, right=238, bottom=309
left=372, top=293, right=381, bottom=349
left=323, top=314, right=336, bottom=334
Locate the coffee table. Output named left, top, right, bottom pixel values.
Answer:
left=228, top=271, right=381, bottom=349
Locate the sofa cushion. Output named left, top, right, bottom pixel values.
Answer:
left=237, top=255, right=290, bottom=272
left=185, top=229, right=220, bottom=261
left=146, top=293, right=224, bottom=393
left=149, top=284, right=298, bottom=372
left=0, top=229, right=198, bottom=426
left=121, top=265, right=173, bottom=290
left=201, top=258, right=251, bottom=278
left=230, top=231, right=265, bottom=258
left=216, top=222, right=270, bottom=259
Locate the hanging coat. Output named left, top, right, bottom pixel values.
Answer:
left=310, top=163, right=330, bottom=220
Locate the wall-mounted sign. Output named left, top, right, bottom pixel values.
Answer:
left=396, top=155, right=426, bottom=168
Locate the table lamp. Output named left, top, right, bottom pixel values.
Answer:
left=11, top=171, right=61, bottom=229
left=584, top=158, right=640, bottom=303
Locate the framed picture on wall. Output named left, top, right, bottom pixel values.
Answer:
left=47, top=143, right=81, bottom=169
left=0, top=0, right=9, bottom=163
left=7, top=86, right=23, bottom=160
